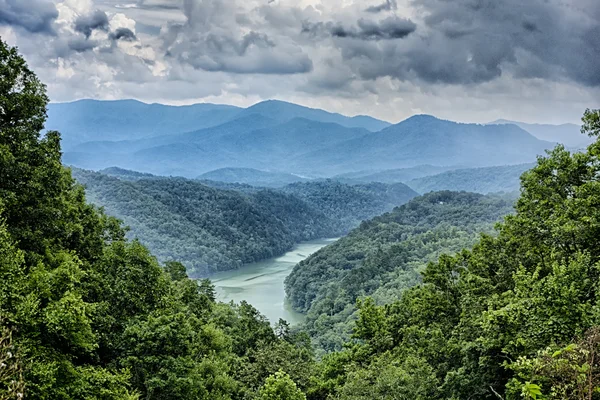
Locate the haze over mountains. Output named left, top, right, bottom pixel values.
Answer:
left=48, top=99, right=573, bottom=181
left=490, top=119, right=589, bottom=148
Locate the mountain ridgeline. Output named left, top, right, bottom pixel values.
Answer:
left=73, top=169, right=418, bottom=276
left=49, top=99, right=558, bottom=178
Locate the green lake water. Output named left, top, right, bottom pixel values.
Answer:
left=210, top=238, right=337, bottom=325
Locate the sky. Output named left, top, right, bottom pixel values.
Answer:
left=1, top=0, right=599, bottom=124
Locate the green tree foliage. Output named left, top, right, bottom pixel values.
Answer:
left=306, top=109, right=600, bottom=399
left=73, top=169, right=417, bottom=276
left=0, top=324, right=24, bottom=399
left=285, top=191, right=515, bottom=352
left=508, top=328, right=600, bottom=400
left=0, top=40, right=314, bottom=399
left=257, top=370, right=306, bottom=400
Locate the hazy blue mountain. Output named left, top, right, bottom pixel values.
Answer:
left=333, top=165, right=458, bottom=184
left=212, top=118, right=370, bottom=161
left=294, top=115, right=554, bottom=174
left=64, top=117, right=373, bottom=176
left=69, top=114, right=276, bottom=155
left=198, top=168, right=310, bottom=187
left=407, top=163, right=535, bottom=194
left=47, top=99, right=241, bottom=149
left=61, top=109, right=555, bottom=179
left=237, top=100, right=390, bottom=131
left=490, top=119, right=590, bottom=148
left=49, top=99, right=389, bottom=151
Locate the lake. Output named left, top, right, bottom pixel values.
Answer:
left=209, top=238, right=337, bottom=325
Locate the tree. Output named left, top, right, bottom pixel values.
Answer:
left=0, top=324, right=24, bottom=399
left=257, top=370, right=306, bottom=400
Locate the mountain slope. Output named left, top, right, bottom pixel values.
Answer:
left=73, top=169, right=337, bottom=276
left=72, top=170, right=418, bottom=275
left=491, top=119, right=591, bottom=148
left=282, top=180, right=419, bottom=230
left=284, top=191, right=515, bottom=352
left=47, top=99, right=241, bottom=149
left=295, top=115, right=554, bottom=174
left=49, top=99, right=390, bottom=152
left=334, top=165, right=457, bottom=184
left=408, top=163, right=535, bottom=194
left=60, top=108, right=555, bottom=178
left=237, top=100, right=391, bottom=131
left=198, top=168, right=309, bottom=187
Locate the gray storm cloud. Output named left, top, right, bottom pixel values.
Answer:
left=0, top=0, right=58, bottom=34
left=74, top=10, right=109, bottom=38
left=109, top=28, right=137, bottom=41
left=1, top=0, right=598, bottom=121
left=163, top=0, right=313, bottom=74
left=365, top=0, right=397, bottom=13
left=321, top=0, right=600, bottom=87
left=303, top=16, right=417, bottom=41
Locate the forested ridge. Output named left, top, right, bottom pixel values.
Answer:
left=0, top=40, right=315, bottom=400
left=3, top=40, right=600, bottom=399
left=285, top=191, right=516, bottom=353
left=73, top=169, right=417, bottom=276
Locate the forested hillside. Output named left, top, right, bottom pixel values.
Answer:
left=73, top=170, right=417, bottom=276
left=4, top=39, right=600, bottom=400
left=282, top=181, right=419, bottom=231
left=0, top=41, right=314, bottom=400
left=285, top=191, right=516, bottom=352
left=333, top=165, right=455, bottom=184
left=198, top=168, right=309, bottom=187
left=305, top=111, right=600, bottom=399
left=407, top=163, right=535, bottom=194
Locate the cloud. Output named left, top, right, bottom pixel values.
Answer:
left=162, top=0, right=313, bottom=74
left=303, top=16, right=416, bottom=41
left=317, top=0, right=600, bottom=88
left=3, top=0, right=599, bottom=126
left=74, top=10, right=109, bottom=38
left=407, top=0, right=600, bottom=87
left=67, top=36, right=99, bottom=53
left=0, top=0, right=58, bottom=34
left=365, top=0, right=397, bottom=13
left=109, top=27, right=137, bottom=41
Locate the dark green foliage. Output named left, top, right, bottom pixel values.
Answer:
left=282, top=180, right=419, bottom=233
left=73, top=169, right=417, bottom=276
left=305, top=110, right=600, bottom=399
left=0, top=40, right=312, bottom=400
left=285, top=191, right=515, bottom=352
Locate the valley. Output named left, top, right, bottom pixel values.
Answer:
left=3, top=3, right=600, bottom=398
left=210, top=238, right=338, bottom=326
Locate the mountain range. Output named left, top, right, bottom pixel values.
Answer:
left=48, top=99, right=572, bottom=178
left=490, top=119, right=589, bottom=148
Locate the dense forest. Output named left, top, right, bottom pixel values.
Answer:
left=300, top=114, right=600, bottom=398
left=73, top=169, right=417, bottom=276
left=0, top=40, right=321, bottom=400
left=285, top=191, right=516, bottom=353
left=3, top=40, right=600, bottom=399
